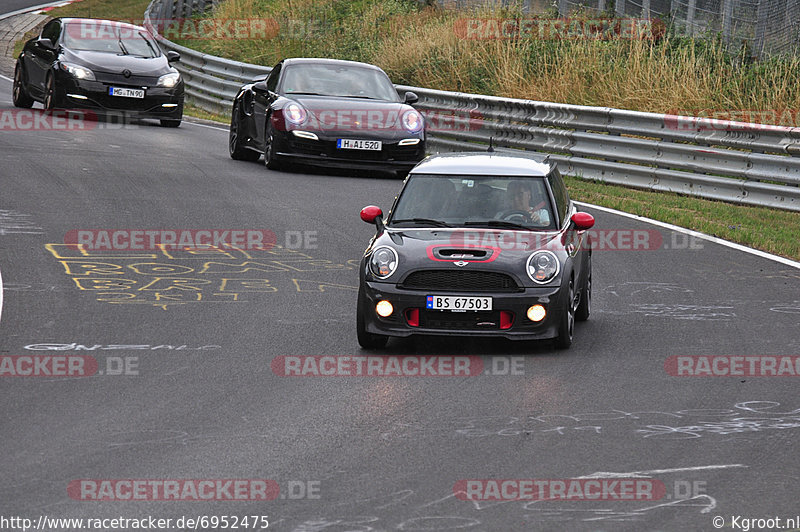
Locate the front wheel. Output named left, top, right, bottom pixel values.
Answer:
left=263, top=125, right=283, bottom=171
left=554, top=277, right=575, bottom=349
left=43, top=73, right=56, bottom=110
left=229, top=103, right=259, bottom=160
left=12, top=63, right=34, bottom=108
left=575, top=255, right=591, bottom=322
left=357, top=286, right=388, bottom=349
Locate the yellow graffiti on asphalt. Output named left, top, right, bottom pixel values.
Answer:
left=45, top=244, right=356, bottom=309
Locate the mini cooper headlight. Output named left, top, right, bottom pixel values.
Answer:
left=526, top=250, right=560, bottom=284
left=157, top=71, right=181, bottom=88
left=284, top=102, right=307, bottom=125
left=60, top=62, right=95, bottom=81
left=401, top=109, right=423, bottom=133
left=369, top=246, right=398, bottom=279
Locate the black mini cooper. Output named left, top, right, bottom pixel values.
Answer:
left=357, top=151, right=595, bottom=349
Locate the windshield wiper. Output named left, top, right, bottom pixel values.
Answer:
left=285, top=91, right=326, bottom=96
left=464, top=220, right=533, bottom=230
left=340, top=95, right=380, bottom=100
left=116, top=36, right=129, bottom=55
left=138, top=32, right=158, bottom=57
left=391, top=218, right=452, bottom=228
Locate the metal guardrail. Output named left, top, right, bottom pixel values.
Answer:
left=144, top=0, right=800, bottom=212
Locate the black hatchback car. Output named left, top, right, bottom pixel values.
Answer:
left=229, top=58, right=426, bottom=175
left=357, top=152, right=595, bottom=349
left=13, top=18, right=184, bottom=127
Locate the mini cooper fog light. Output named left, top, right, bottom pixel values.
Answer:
left=376, top=300, right=394, bottom=317
left=527, top=305, right=546, bottom=322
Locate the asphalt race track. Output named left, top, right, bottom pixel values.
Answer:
left=1, top=68, right=800, bottom=531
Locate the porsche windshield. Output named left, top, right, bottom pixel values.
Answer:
left=280, top=63, right=399, bottom=101
left=389, top=175, right=556, bottom=230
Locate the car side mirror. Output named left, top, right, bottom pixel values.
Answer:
left=360, top=205, right=385, bottom=232
left=403, top=91, right=418, bottom=105
left=166, top=51, right=180, bottom=62
left=252, top=80, right=268, bottom=93
left=37, top=38, right=56, bottom=50
left=251, top=74, right=269, bottom=83
left=571, top=212, right=595, bottom=231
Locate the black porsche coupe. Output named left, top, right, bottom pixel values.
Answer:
left=229, top=58, right=426, bottom=175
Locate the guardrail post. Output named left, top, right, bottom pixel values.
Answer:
left=686, top=0, right=696, bottom=35
left=616, top=0, right=626, bottom=16
left=721, top=0, right=733, bottom=46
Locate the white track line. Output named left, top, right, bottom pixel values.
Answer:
left=0, top=1, right=73, bottom=21
left=575, top=464, right=748, bottom=479
left=576, top=201, right=800, bottom=269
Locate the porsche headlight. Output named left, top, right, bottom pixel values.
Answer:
left=284, top=102, right=307, bottom=125
left=401, top=109, right=423, bottom=133
left=369, top=246, right=398, bottom=279
left=157, top=71, right=181, bottom=88
left=60, top=62, right=95, bottom=81
left=526, top=250, right=560, bottom=284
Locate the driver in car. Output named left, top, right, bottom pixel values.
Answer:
left=501, top=180, right=551, bottom=226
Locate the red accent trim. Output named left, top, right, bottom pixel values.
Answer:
left=500, top=311, right=514, bottom=330
left=405, top=308, right=419, bottom=327
left=425, top=244, right=501, bottom=263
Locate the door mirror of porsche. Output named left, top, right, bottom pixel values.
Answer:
left=404, top=91, right=418, bottom=105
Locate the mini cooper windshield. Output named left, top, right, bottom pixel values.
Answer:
left=389, top=175, right=557, bottom=230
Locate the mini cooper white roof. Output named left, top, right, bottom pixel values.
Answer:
left=410, top=151, right=553, bottom=177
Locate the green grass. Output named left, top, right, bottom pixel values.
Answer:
left=15, top=0, right=800, bottom=262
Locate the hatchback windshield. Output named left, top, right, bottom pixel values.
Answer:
left=280, top=63, right=399, bottom=101
left=63, top=22, right=160, bottom=58
left=389, top=175, right=556, bottom=230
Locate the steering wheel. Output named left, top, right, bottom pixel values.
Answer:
left=498, top=210, right=532, bottom=223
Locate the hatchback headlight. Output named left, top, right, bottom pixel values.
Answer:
left=157, top=71, right=181, bottom=88
left=369, top=246, right=398, bottom=279
left=526, top=251, right=560, bottom=284
left=60, top=62, right=95, bottom=81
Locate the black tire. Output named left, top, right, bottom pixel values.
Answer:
left=229, top=103, right=259, bottom=160
left=43, top=73, right=56, bottom=110
left=356, top=286, right=388, bottom=349
left=12, top=62, right=34, bottom=108
left=160, top=119, right=181, bottom=128
left=575, top=254, right=591, bottom=322
left=554, top=277, right=575, bottom=349
left=263, top=123, right=283, bottom=171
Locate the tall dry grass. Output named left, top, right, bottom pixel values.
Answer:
left=175, top=0, right=800, bottom=122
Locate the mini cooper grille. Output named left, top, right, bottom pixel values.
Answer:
left=420, top=310, right=500, bottom=330
left=400, top=270, right=520, bottom=292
